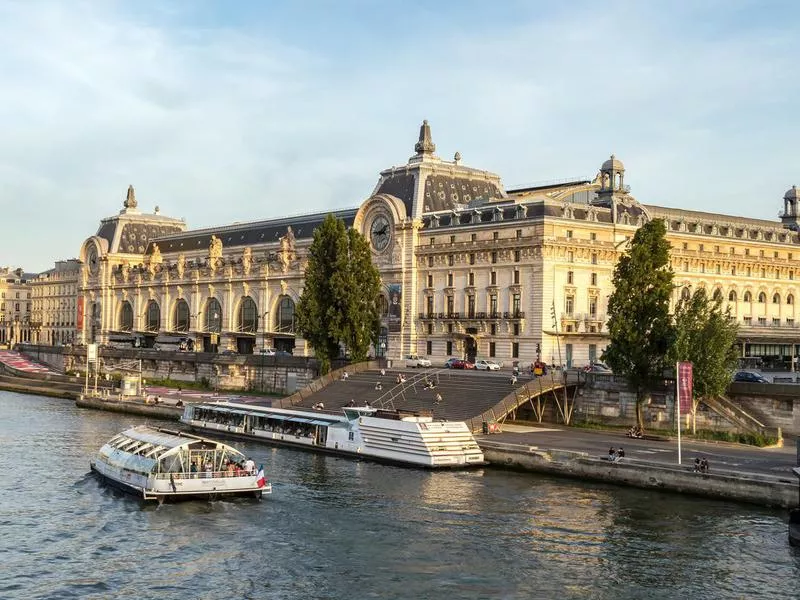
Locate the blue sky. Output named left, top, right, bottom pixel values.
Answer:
left=2, top=0, right=799, bottom=271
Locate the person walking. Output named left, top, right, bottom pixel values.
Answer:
left=434, top=392, right=442, bottom=405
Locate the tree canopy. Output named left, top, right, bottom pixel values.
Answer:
left=295, top=214, right=382, bottom=373
left=602, top=219, right=675, bottom=427
left=670, top=287, right=739, bottom=432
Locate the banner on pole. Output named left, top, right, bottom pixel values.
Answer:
left=677, top=361, right=693, bottom=412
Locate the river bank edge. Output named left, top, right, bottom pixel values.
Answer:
left=3, top=382, right=798, bottom=509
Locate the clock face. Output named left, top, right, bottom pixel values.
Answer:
left=370, top=215, right=391, bottom=252
left=87, top=246, right=99, bottom=275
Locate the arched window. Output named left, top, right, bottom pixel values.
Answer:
left=119, top=301, right=133, bottom=332
left=743, top=291, right=752, bottom=303
left=758, top=292, right=767, bottom=304
left=378, top=294, right=389, bottom=317
left=205, top=298, right=222, bottom=333
left=712, top=288, right=722, bottom=301
left=275, top=296, right=295, bottom=332
left=680, top=287, right=691, bottom=301
left=788, top=294, right=794, bottom=305
left=146, top=300, right=160, bottom=332
left=728, top=290, right=737, bottom=302
left=174, top=299, right=190, bottom=332
left=773, top=293, right=781, bottom=304
left=238, top=296, right=258, bottom=333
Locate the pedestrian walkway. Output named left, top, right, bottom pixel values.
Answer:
left=0, top=350, right=58, bottom=375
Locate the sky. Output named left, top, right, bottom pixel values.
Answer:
left=1, top=0, right=799, bottom=272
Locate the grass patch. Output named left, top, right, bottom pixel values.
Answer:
left=689, top=429, right=779, bottom=447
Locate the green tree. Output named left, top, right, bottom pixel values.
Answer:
left=295, top=214, right=381, bottom=373
left=671, top=288, right=739, bottom=433
left=602, top=219, right=675, bottom=429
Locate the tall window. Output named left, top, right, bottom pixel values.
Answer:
left=489, top=342, right=496, bottom=357
left=567, top=271, right=574, bottom=284
left=174, top=299, right=190, bottom=332
left=275, top=296, right=295, bottom=332
left=146, top=300, right=160, bottom=332
left=426, top=296, right=434, bottom=315
left=491, top=271, right=497, bottom=285
left=446, top=296, right=454, bottom=314
left=512, top=342, right=519, bottom=358
left=565, top=296, right=574, bottom=315
left=512, top=294, right=520, bottom=315
left=205, top=298, right=222, bottom=333
left=589, top=298, right=597, bottom=317
left=119, top=301, right=133, bottom=332
left=591, top=272, right=597, bottom=286
left=378, top=294, right=389, bottom=316
left=447, top=273, right=453, bottom=287
left=490, top=294, right=498, bottom=315
left=491, top=251, right=497, bottom=264
left=238, top=296, right=258, bottom=333
left=468, top=272, right=474, bottom=286
left=426, top=340, right=432, bottom=355
left=468, top=295, right=475, bottom=317
left=514, top=270, right=520, bottom=284
left=446, top=341, right=452, bottom=355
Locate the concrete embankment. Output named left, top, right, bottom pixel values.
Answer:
left=479, top=440, right=799, bottom=509
left=0, top=379, right=79, bottom=400
left=76, top=395, right=182, bottom=420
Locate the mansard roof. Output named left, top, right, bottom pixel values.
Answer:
left=145, top=208, right=357, bottom=255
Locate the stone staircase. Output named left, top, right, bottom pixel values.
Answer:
left=292, top=367, right=522, bottom=422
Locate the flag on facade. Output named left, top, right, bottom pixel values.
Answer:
left=256, top=465, right=267, bottom=488
left=677, top=361, right=693, bottom=413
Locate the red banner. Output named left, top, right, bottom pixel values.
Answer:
left=677, top=361, right=693, bottom=412
left=77, top=296, right=84, bottom=333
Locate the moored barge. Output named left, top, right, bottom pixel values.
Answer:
left=181, top=402, right=485, bottom=468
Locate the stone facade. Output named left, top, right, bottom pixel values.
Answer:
left=0, top=267, right=34, bottom=345
left=69, top=123, right=800, bottom=370
left=29, top=259, right=80, bottom=346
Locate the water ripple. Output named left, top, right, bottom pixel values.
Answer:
left=0, top=391, right=797, bottom=600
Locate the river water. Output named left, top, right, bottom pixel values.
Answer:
left=0, top=391, right=797, bottom=600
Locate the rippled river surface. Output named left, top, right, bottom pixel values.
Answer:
left=1, top=391, right=798, bottom=599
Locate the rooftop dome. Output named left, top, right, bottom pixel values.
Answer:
left=784, top=185, right=799, bottom=201
left=601, top=154, right=625, bottom=172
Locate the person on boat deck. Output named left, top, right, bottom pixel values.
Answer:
left=364, top=400, right=371, bottom=408
left=226, top=461, right=235, bottom=476
left=190, top=461, right=198, bottom=478
left=204, top=461, right=213, bottom=477
left=244, top=458, right=256, bottom=474
left=348, top=399, right=356, bottom=407
left=375, top=381, right=382, bottom=390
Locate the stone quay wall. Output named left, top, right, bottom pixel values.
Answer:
left=480, top=440, right=799, bottom=509
left=17, top=344, right=320, bottom=396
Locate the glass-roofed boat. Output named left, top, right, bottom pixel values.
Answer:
left=90, top=426, right=271, bottom=502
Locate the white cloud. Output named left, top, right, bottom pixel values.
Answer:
left=0, top=1, right=798, bottom=271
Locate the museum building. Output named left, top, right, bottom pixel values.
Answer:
left=77, top=122, right=800, bottom=370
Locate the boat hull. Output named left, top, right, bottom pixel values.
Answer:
left=90, top=461, right=270, bottom=502
left=790, top=509, right=800, bottom=547
left=185, top=423, right=486, bottom=470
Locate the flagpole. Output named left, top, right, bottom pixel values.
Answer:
left=676, top=361, right=682, bottom=466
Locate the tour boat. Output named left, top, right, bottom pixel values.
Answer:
left=90, top=426, right=272, bottom=502
left=180, top=402, right=486, bottom=468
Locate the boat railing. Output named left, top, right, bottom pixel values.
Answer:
left=154, top=470, right=257, bottom=480
left=373, top=369, right=446, bottom=410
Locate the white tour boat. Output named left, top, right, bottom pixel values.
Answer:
left=180, top=402, right=486, bottom=468
left=90, top=426, right=272, bottom=502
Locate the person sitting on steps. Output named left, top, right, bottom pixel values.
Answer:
left=375, top=381, right=382, bottom=391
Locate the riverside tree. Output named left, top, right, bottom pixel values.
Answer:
left=602, top=219, right=675, bottom=430
left=670, top=287, right=739, bottom=433
left=295, top=214, right=381, bottom=373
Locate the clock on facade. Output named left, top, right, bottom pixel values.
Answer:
left=370, top=214, right=391, bottom=252
left=87, top=246, right=99, bottom=275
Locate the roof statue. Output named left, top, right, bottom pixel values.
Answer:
left=414, top=120, right=436, bottom=155
left=209, top=235, right=223, bottom=260
left=124, top=185, right=137, bottom=209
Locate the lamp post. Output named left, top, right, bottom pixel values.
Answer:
left=260, top=346, right=267, bottom=392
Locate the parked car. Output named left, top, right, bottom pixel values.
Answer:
left=444, top=358, right=474, bottom=369
left=584, top=362, right=612, bottom=373
left=260, top=347, right=277, bottom=356
left=475, top=359, right=501, bottom=371
left=405, top=354, right=432, bottom=368
left=733, top=370, right=770, bottom=384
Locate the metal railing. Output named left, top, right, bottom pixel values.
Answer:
left=372, top=368, right=446, bottom=410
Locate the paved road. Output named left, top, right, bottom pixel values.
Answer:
left=484, top=424, right=799, bottom=480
